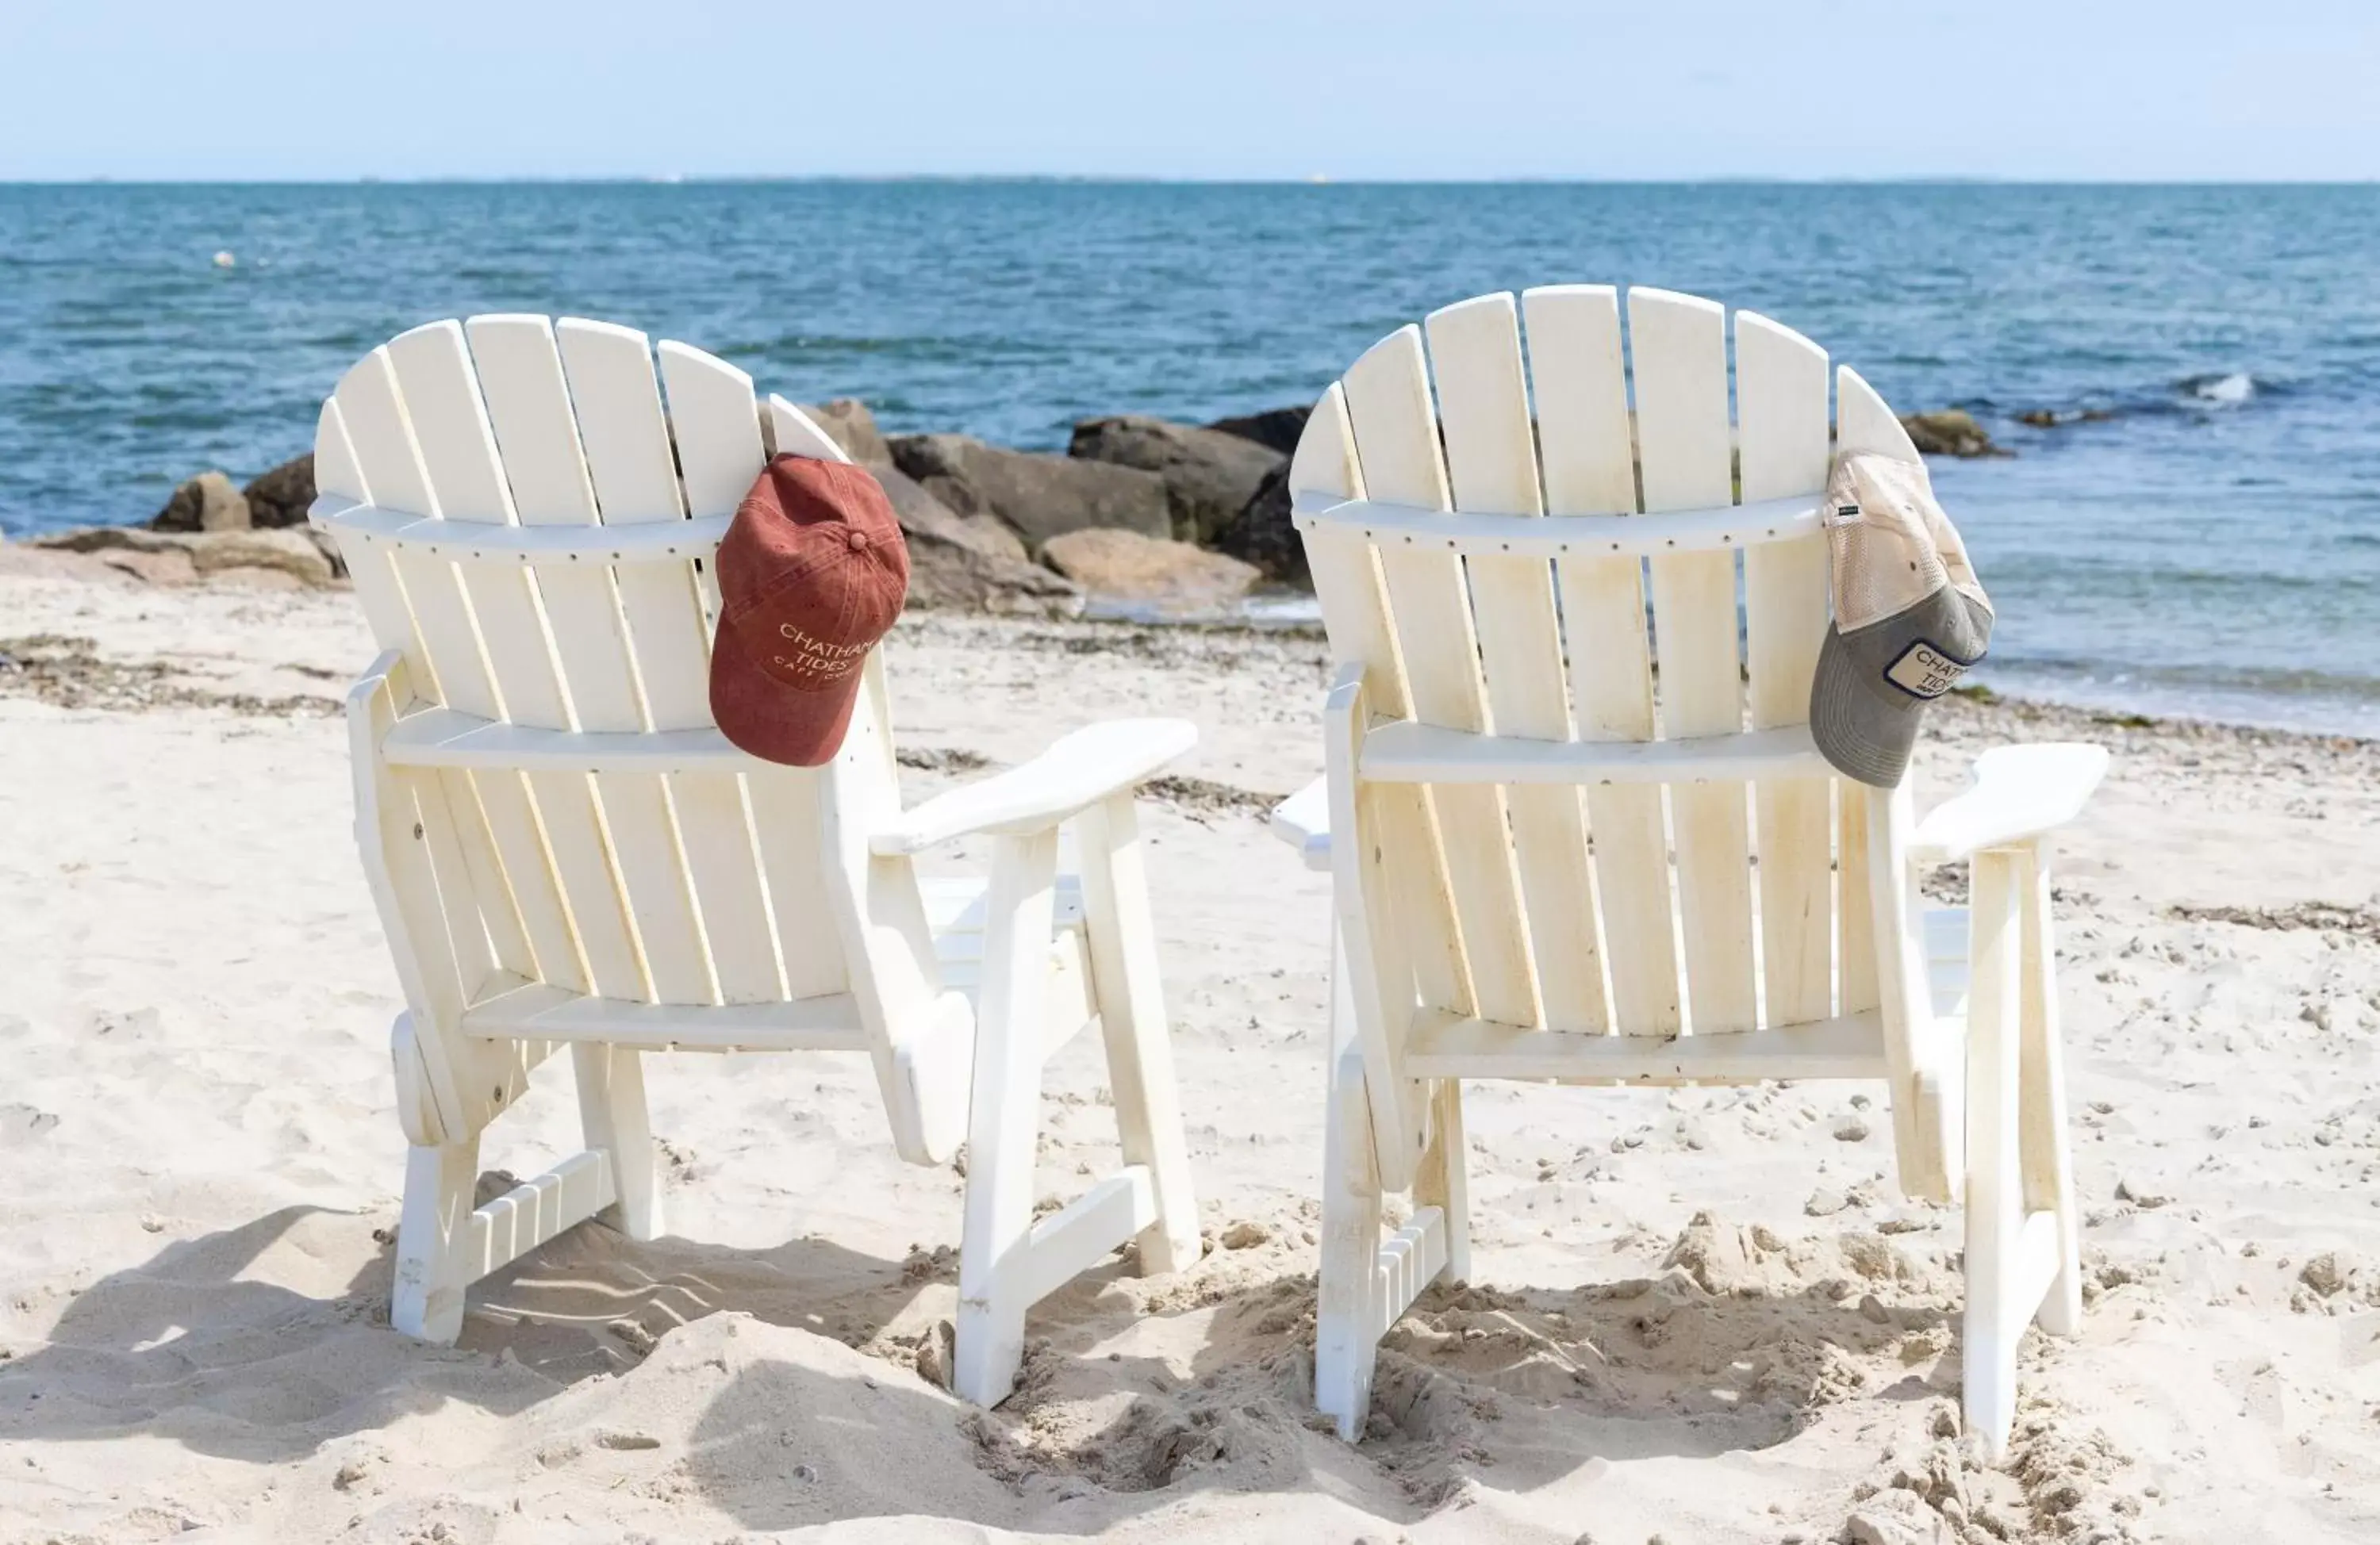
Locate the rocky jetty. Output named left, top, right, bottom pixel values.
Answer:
left=14, top=454, right=346, bottom=589
left=1896, top=408, right=2008, bottom=458
left=784, top=401, right=1083, bottom=617
left=10, top=392, right=2022, bottom=611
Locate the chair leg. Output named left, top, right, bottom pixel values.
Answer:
left=575, top=1043, right=661, bottom=1241
left=953, top=827, right=1061, bottom=1408
left=1415, top=1077, right=1470, bottom=1284
left=2017, top=842, right=2083, bottom=1336
left=1963, top=849, right=2025, bottom=1459
left=1073, top=792, right=1201, bottom=1276
left=392, top=1134, right=479, bottom=1344
left=1315, top=932, right=1384, bottom=1440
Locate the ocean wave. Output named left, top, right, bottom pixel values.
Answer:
left=2007, top=369, right=2279, bottom=429
left=2178, top=370, right=2258, bottom=406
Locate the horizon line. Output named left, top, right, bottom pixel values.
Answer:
left=5, top=174, right=2378, bottom=189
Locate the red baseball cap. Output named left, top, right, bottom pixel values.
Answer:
left=710, top=455, right=908, bottom=767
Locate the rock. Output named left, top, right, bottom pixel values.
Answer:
left=0, top=542, right=138, bottom=585
left=1041, top=528, right=1261, bottom=616
left=866, top=463, right=1081, bottom=618
left=95, top=546, right=198, bottom=586
left=1068, top=414, right=1285, bottom=545
left=1207, top=404, right=1311, bottom=458
left=2014, top=407, right=2116, bottom=428
left=869, top=462, right=1028, bottom=565
left=2114, top=1176, right=2170, bottom=1210
left=1218, top=1220, right=1271, bottom=1250
left=1843, top=1488, right=1945, bottom=1545
left=240, top=455, right=315, bottom=528
left=186, top=528, right=336, bottom=586
left=149, top=470, right=251, bottom=533
left=23, top=525, right=335, bottom=587
left=28, top=525, right=192, bottom=557
left=207, top=565, right=309, bottom=592
left=1212, top=464, right=1307, bottom=585
left=1806, top=1187, right=1850, bottom=1217
left=914, top=1319, right=957, bottom=1390
left=887, top=434, right=1170, bottom=554
left=2300, top=1250, right=2358, bottom=1297
left=786, top=401, right=890, bottom=466
left=1833, top=1114, right=1871, bottom=1143
left=1660, top=1210, right=1757, bottom=1296
left=1898, top=409, right=2006, bottom=459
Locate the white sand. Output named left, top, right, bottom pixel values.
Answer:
left=4, top=565, right=2380, bottom=1543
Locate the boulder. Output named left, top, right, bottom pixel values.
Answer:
left=786, top=400, right=891, bottom=466
left=887, top=434, right=1170, bottom=554
left=185, top=528, right=336, bottom=586
left=240, top=454, right=316, bottom=528
left=1067, top=414, right=1285, bottom=545
left=27, top=525, right=192, bottom=556
left=149, top=470, right=251, bottom=532
left=1206, top=404, right=1312, bottom=458
left=867, top=463, right=1082, bottom=618
left=98, top=546, right=200, bottom=586
left=1898, top=409, right=2007, bottom=458
left=2014, top=406, right=2115, bottom=428
left=1041, top=527, right=1261, bottom=617
left=25, top=524, right=336, bottom=588
left=1212, top=464, right=1307, bottom=586
left=0, top=542, right=138, bottom=585
left=868, top=462, right=1030, bottom=565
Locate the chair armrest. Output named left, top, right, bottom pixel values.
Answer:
left=1910, top=742, right=2109, bottom=865
left=344, top=648, right=420, bottom=723
left=1269, top=775, right=1332, bottom=872
left=869, top=718, right=1197, bottom=856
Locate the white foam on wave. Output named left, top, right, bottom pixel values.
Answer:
left=2190, top=370, right=2255, bottom=405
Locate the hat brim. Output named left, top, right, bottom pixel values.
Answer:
left=708, top=638, right=865, bottom=769
left=1810, top=625, right=1922, bottom=788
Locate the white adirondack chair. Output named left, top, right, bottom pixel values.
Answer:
left=1267, top=286, right=2107, bottom=1458
left=309, top=315, right=1201, bottom=1406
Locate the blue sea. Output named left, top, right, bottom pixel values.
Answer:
left=3, top=182, right=2376, bottom=733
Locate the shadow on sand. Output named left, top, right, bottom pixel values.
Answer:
left=0, top=1190, right=1962, bottom=1535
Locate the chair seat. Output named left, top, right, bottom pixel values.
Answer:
left=459, top=874, right=1097, bottom=1056
left=921, top=873, right=1085, bottom=982
left=1925, top=905, right=1970, bottom=1023
left=922, top=875, right=1097, bottom=1052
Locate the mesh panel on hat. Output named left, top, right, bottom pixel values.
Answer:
left=1825, top=453, right=1950, bottom=631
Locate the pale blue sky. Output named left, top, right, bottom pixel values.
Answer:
left=5, top=1, right=2375, bottom=182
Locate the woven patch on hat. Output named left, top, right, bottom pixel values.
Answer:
left=1883, top=639, right=1977, bottom=700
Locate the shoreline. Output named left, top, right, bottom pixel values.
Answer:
left=4, top=552, right=2374, bottom=757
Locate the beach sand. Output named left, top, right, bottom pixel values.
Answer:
left=4, top=564, right=2379, bottom=1543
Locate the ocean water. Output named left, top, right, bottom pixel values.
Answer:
left=3, top=181, right=2376, bottom=732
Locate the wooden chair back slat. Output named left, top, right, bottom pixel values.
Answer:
left=1628, top=288, right=1758, bottom=1037
left=1521, top=285, right=1681, bottom=1037
left=1426, top=295, right=1608, bottom=1033
left=1340, top=326, right=1539, bottom=1029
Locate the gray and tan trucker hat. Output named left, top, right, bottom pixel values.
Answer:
left=1809, top=451, right=1994, bottom=788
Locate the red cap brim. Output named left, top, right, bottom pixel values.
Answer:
left=708, top=638, right=864, bottom=768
